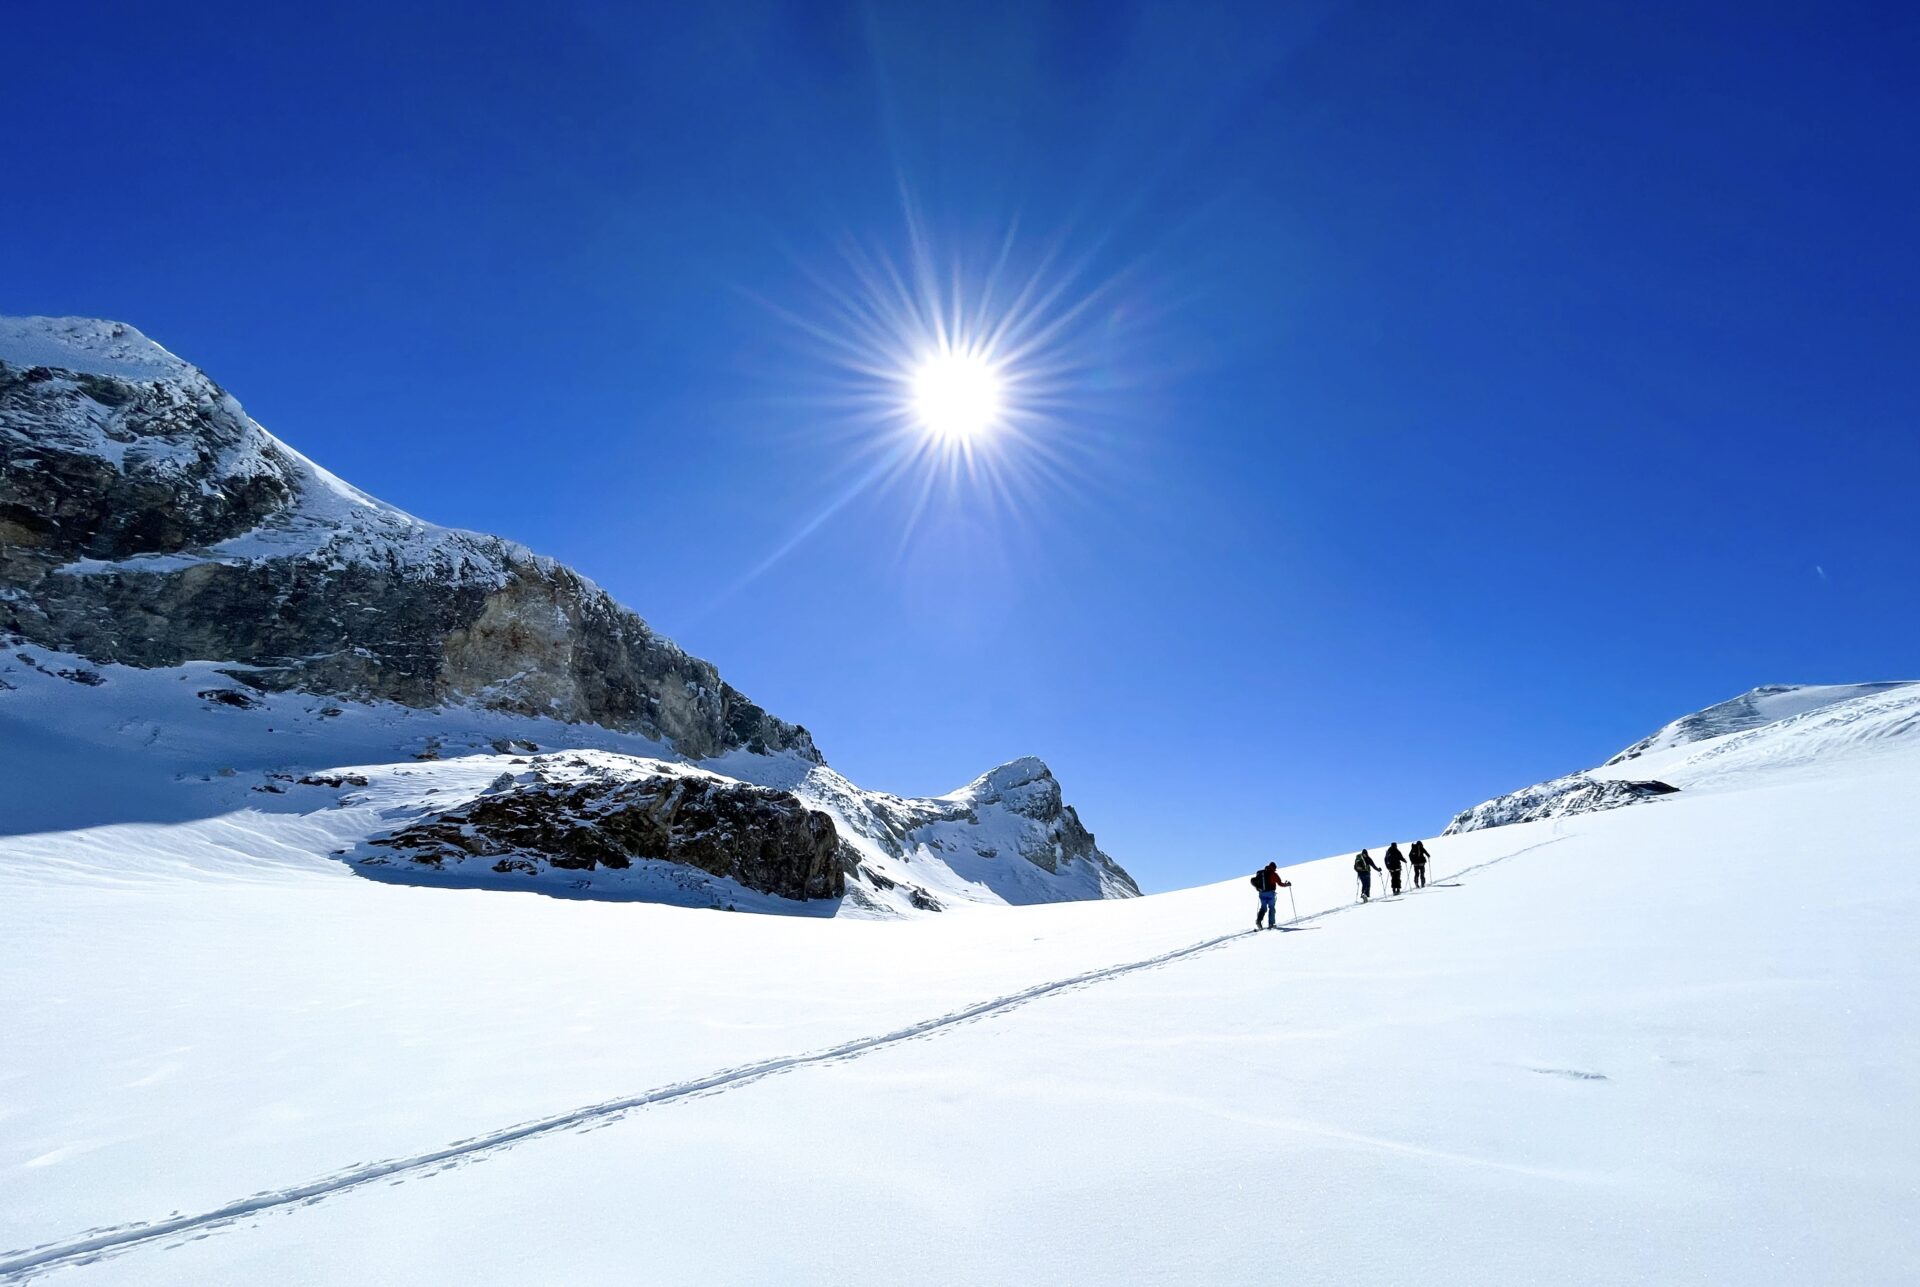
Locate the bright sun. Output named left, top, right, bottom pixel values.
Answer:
left=909, top=349, right=1003, bottom=443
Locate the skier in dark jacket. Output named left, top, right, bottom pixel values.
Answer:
left=1383, top=842, right=1407, bottom=895
left=1409, top=839, right=1431, bottom=889
left=1354, top=849, right=1383, bottom=901
left=1251, top=862, right=1292, bottom=930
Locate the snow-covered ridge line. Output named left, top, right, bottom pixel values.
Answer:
left=1604, top=681, right=1917, bottom=765
left=0, top=316, right=198, bottom=382
left=0, top=321, right=575, bottom=591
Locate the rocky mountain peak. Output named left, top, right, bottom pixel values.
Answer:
left=955, top=755, right=1056, bottom=801
left=0, top=315, right=817, bottom=763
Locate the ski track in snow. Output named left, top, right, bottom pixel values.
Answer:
left=0, top=838, right=1562, bottom=1282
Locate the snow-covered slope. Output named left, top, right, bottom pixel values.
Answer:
left=3, top=666, right=1916, bottom=1284
left=1447, top=680, right=1918, bottom=833
left=1603, top=682, right=1916, bottom=765
left=1591, top=681, right=1920, bottom=791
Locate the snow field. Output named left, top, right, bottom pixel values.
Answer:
left=4, top=742, right=1917, bottom=1282
left=4, top=673, right=1919, bottom=1282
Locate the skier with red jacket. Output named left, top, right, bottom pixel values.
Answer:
left=1251, top=862, right=1292, bottom=930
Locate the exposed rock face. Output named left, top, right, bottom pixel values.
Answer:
left=1444, top=774, right=1679, bottom=835
left=0, top=355, right=294, bottom=575
left=368, top=770, right=843, bottom=901
left=0, top=318, right=816, bottom=762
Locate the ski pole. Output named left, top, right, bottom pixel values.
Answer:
left=1287, top=886, right=1298, bottom=924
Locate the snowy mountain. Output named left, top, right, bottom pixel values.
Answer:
left=1446, top=680, right=1919, bottom=834
left=0, top=316, right=1136, bottom=913
left=3, top=628, right=1916, bottom=1283
left=1601, top=681, right=1915, bottom=765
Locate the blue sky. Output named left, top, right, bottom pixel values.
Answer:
left=6, top=2, right=1917, bottom=890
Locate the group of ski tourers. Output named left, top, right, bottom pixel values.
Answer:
left=1250, top=840, right=1433, bottom=930
left=1353, top=840, right=1430, bottom=899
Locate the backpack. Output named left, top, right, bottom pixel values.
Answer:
left=1250, top=872, right=1264, bottom=891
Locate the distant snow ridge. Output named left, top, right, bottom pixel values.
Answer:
left=1448, top=682, right=1920, bottom=834
left=0, top=316, right=1139, bottom=914
left=1643, top=682, right=1920, bottom=788
left=1604, top=683, right=1915, bottom=765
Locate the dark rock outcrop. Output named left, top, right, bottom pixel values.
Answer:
left=0, top=353, right=295, bottom=575
left=368, top=772, right=843, bottom=901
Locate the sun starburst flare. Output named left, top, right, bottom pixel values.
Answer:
left=696, top=213, right=1158, bottom=619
